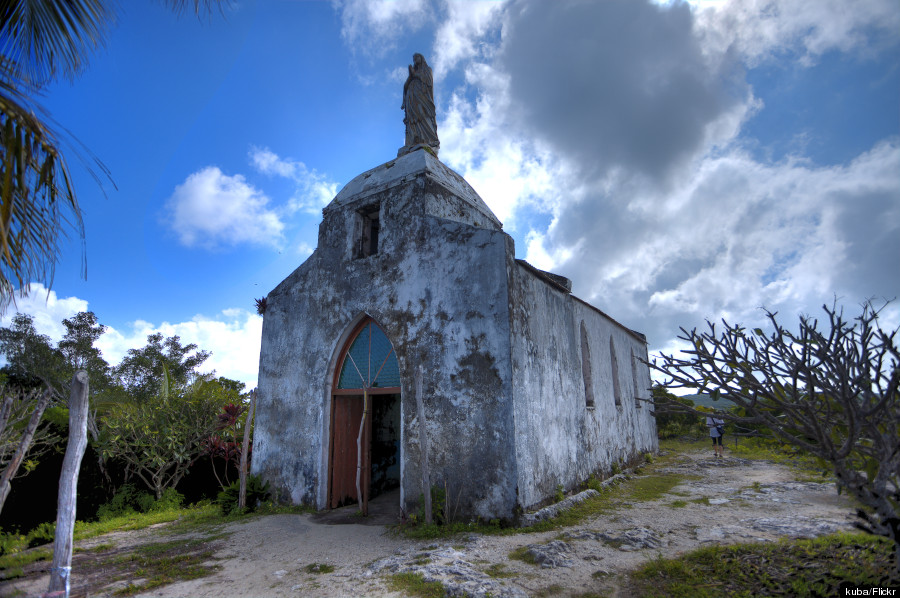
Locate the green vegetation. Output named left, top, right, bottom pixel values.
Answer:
left=215, top=474, right=272, bottom=516
left=628, top=532, right=898, bottom=597
left=399, top=450, right=696, bottom=540
left=508, top=545, right=537, bottom=565
left=304, top=562, right=335, bottom=574
left=0, top=547, right=51, bottom=580
left=386, top=572, right=445, bottom=598
left=651, top=302, right=899, bottom=567
left=107, top=537, right=220, bottom=596
left=484, top=562, right=514, bottom=578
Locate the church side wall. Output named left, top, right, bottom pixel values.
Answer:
left=508, top=267, right=658, bottom=510
left=253, top=175, right=519, bottom=520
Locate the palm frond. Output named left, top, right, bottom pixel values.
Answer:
left=161, top=0, right=231, bottom=18
left=0, top=58, right=82, bottom=304
left=0, top=0, right=114, bottom=86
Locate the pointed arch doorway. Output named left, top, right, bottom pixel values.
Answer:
left=328, top=318, right=402, bottom=515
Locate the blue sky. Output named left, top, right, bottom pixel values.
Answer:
left=4, top=0, right=899, bottom=389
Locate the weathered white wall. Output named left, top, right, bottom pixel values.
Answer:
left=509, top=265, right=658, bottom=510
left=254, top=149, right=657, bottom=521
left=253, top=151, right=520, bottom=519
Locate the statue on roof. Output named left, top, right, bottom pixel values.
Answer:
left=399, top=53, right=439, bottom=157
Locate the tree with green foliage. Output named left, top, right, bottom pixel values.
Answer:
left=59, top=311, right=110, bottom=385
left=650, top=301, right=899, bottom=572
left=114, top=332, right=210, bottom=402
left=98, top=370, right=239, bottom=499
left=0, top=0, right=227, bottom=302
left=0, top=313, right=67, bottom=389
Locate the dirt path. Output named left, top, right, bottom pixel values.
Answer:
left=5, top=449, right=859, bottom=597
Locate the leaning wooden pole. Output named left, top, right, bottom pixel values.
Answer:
left=238, top=389, right=257, bottom=510
left=48, top=371, right=89, bottom=598
left=415, top=365, right=431, bottom=524
left=0, top=388, right=54, bottom=514
left=355, top=389, right=369, bottom=515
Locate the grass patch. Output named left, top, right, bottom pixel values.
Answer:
left=107, top=539, right=220, bottom=596
left=691, top=497, right=710, bottom=505
left=0, top=548, right=52, bottom=580
left=670, top=500, right=688, bottom=508
left=508, top=546, right=537, bottom=565
left=72, top=502, right=222, bottom=542
left=728, top=438, right=832, bottom=480
left=386, top=572, right=445, bottom=598
left=628, top=474, right=688, bottom=501
left=304, top=563, right=334, bottom=574
left=628, top=532, right=898, bottom=597
left=535, top=584, right=566, bottom=597
left=484, top=562, right=514, bottom=578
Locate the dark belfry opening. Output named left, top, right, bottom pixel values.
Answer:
left=357, top=204, right=380, bottom=258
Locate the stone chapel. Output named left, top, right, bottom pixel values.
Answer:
left=252, top=55, right=657, bottom=521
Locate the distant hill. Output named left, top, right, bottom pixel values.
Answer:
left=679, top=394, right=735, bottom=410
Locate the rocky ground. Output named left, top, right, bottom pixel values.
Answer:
left=5, top=447, right=859, bottom=598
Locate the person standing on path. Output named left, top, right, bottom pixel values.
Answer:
left=706, top=414, right=725, bottom=458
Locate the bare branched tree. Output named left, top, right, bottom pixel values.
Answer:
left=649, top=301, right=899, bottom=572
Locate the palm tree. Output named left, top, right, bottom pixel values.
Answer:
left=0, top=0, right=226, bottom=305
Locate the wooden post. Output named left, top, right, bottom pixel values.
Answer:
left=415, top=365, right=431, bottom=524
left=238, top=389, right=257, bottom=510
left=355, top=389, right=369, bottom=516
left=0, top=388, right=53, bottom=514
left=48, top=371, right=89, bottom=598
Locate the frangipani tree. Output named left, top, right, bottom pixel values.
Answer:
left=650, top=301, right=899, bottom=572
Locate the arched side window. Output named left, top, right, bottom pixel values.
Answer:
left=609, top=336, right=621, bottom=407
left=580, top=322, right=594, bottom=408
left=335, top=319, right=401, bottom=393
left=631, top=349, right=642, bottom=408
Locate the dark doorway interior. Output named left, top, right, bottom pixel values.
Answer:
left=370, top=393, right=400, bottom=498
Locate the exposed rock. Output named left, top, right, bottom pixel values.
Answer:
left=368, top=545, right=526, bottom=598
left=746, top=516, right=846, bottom=539
left=520, top=489, right=602, bottom=526
left=526, top=540, right=575, bottom=568
left=568, top=527, right=663, bottom=551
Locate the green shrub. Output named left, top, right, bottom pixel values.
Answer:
left=416, top=485, right=447, bottom=525
left=216, top=475, right=271, bottom=515
left=153, top=487, right=184, bottom=511
left=26, top=522, right=56, bottom=548
left=0, top=529, right=27, bottom=557
left=97, top=484, right=183, bottom=521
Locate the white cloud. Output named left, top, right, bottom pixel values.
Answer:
left=693, top=0, right=900, bottom=66
left=1, top=284, right=264, bottom=389
left=250, top=147, right=339, bottom=215
left=98, top=310, right=263, bottom=390
left=432, top=0, right=506, bottom=80
left=332, top=0, right=900, bottom=366
left=336, top=0, right=430, bottom=55
left=164, top=166, right=284, bottom=249
left=427, top=0, right=899, bottom=352
left=0, top=284, right=88, bottom=341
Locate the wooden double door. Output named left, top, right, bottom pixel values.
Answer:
left=329, top=392, right=401, bottom=514
left=329, top=318, right=402, bottom=514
